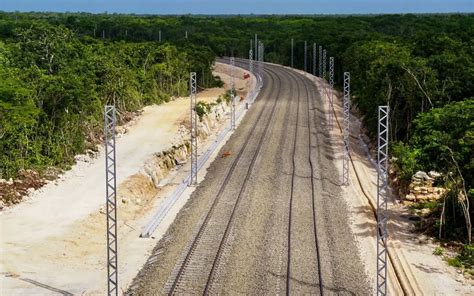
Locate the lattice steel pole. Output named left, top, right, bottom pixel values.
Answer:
left=256, top=44, right=260, bottom=76
left=255, top=34, right=258, bottom=63
left=318, top=45, right=323, bottom=77
left=104, top=105, right=118, bottom=296
left=342, top=72, right=350, bottom=186
left=291, top=38, right=294, bottom=68
left=322, top=49, right=327, bottom=80
left=258, top=41, right=264, bottom=78
left=189, top=72, right=198, bottom=185
left=377, top=105, right=389, bottom=296
left=256, top=43, right=260, bottom=75
left=230, top=57, right=236, bottom=130
left=249, top=49, right=253, bottom=73
left=304, top=40, right=307, bottom=73
left=328, top=57, right=334, bottom=129
left=313, top=43, right=316, bottom=76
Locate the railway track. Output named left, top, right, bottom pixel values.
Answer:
left=166, top=65, right=328, bottom=295
left=284, top=69, right=324, bottom=295
left=203, top=66, right=286, bottom=294
left=302, top=71, right=325, bottom=294
left=128, top=61, right=372, bottom=296
left=285, top=68, right=301, bottom=294
left=164, top=66, right=284, bottom=294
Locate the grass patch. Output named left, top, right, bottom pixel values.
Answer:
left=446, top=256, right=463, bottom=268
left=409, top=200, right=439, bottom=211
left=433, top=246, right=444, bottom=256
left=444, top=244, right=474, bottom=277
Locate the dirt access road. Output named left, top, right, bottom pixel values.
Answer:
left=128, top=62, right=372, bottom=294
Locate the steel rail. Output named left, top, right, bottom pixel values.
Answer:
left=285, top=66, right=301, bottom=295
left=284, top=68, right=324, bottom=295
left=300, top=71, right=325, bottom=295
left=167, top=66, right=282, bottom=295
left=203, top=65, right=294, bottom=293
left=140, top=61, right=262, bottom=238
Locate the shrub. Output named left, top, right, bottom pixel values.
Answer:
left=392, top=142, right=421, bottom=182
left=458, top=244, right=474, bottom=269
left=194, top=101, right=212, bottom=121
left=213, top=75, right=224, bottom=88
left=445, top=244, right=473, bottom=272
left=220, top=90, right=235, bottom=104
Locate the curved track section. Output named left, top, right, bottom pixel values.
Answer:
left=126, top=62, right=371, bottom=296
left=164, top=67, right=282, bottom=294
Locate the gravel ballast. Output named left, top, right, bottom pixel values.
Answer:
left=127, top=63, right=371, bottom=295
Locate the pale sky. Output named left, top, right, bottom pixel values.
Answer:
left=1, top=0, right=473, bottom=14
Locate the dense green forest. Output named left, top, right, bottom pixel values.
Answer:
left=0, top=13, right=219, bottom=181
left=0, top=12, right=473, bottom=244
